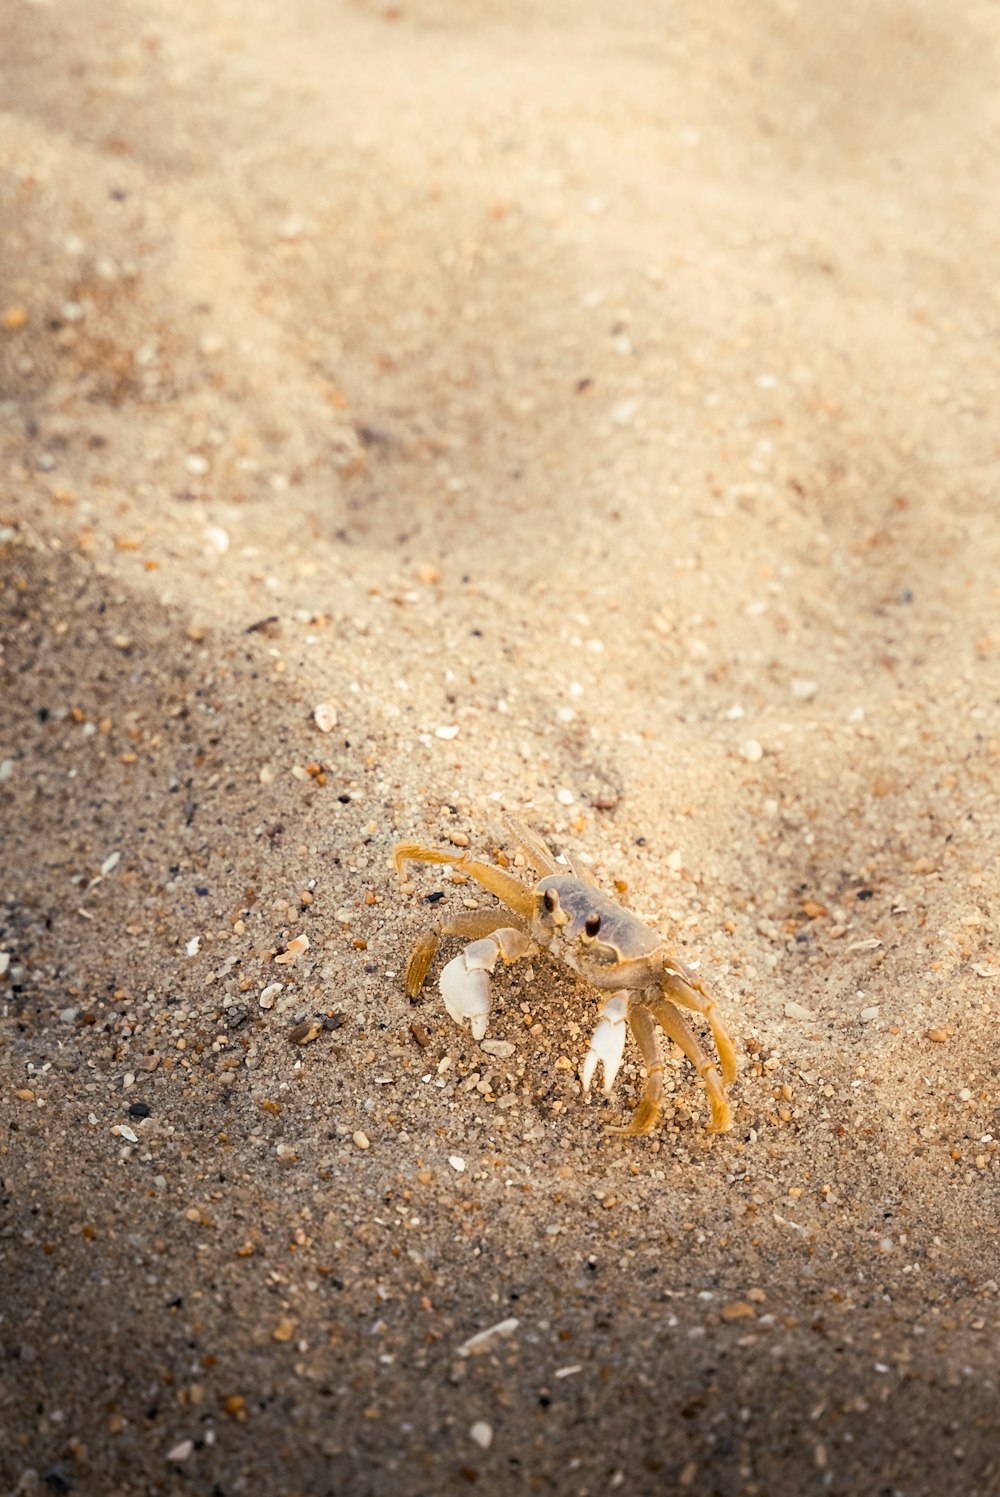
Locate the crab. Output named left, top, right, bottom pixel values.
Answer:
left=393, top=820, right=736, bottom=1135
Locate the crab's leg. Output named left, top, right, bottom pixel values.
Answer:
left=404, top=910, right=529, bottom=999
left=503, top=817, right=561, bottom=877
left=603, top=1000, right=666, bottom=1137
left=662, top=959, right=738, bottom=1088
left=506, top=816, right=599, bottom=886
left=394, top=842, right=536, bottom=921
left=647, top=995, right=732, bottom=1134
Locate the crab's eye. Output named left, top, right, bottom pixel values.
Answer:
left=584, top=912, right=602, bottom=938
left=543, top=889, right=557, bottom=913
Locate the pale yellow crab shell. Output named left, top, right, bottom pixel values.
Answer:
left=532, top=874, right=663, bottom=991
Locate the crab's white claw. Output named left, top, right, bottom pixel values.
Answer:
left=581, top=995, right=629, bottom=1096
left=440, top=954, right=493, bottom=1041
left=461, top=937, right=505, bottom=973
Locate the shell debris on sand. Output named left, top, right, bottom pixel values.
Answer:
left=313, top=701, right=338, bottom=733
left=456, top=1318, right=520, bottom=1357
left=274, top=933, right=310, bottom=965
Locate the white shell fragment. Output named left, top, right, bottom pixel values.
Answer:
left=204, top=525, right=230, bottom=554
left=185, top=936, right=201, bottom=957
left=581, top=995, right=629, bottom=1095
left=259, top=982, right=284, bottom=1009
left=456, top=1318, right=520, bottom=1357
left=313, top=701, right=338, bottom=733
left=101, top=850, right=121, bottom=877
left=469, top=1421, right=494, bottom=1450
left=435, top=724, right=460, bottom=740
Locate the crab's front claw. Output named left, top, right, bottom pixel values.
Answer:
left=581, top=995, right=629, bottom=1096
left=440, top=954, right=493, bottom=1040
left=436, top=929, right=532, bottom=1042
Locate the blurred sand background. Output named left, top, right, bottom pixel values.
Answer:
left=2, top=1, right=1000, bottom=1493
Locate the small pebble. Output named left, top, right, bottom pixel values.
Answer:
left=469, top=1420, right=494, bottom=1450
left=480, top=1038, right=515, bottom=1060
left=784, top=1002, right=815, bottom=1021
left=204, top=526, right=230, bottom=554
left=741, top=739, right=763, bottom=763
left=166, top=1440, right=193, bottom=1463
left=259, top=983, right=283, bottom=1009
left=611, top=397, right=639, bottom=427
left=314, top=701, right=338, bottom=733
left=720, top=1301, right=756, bottom=1322
left=353, top=1130, right=370, bottom=1150
left=435, top=724, right=460, bottom=740
left=129, top=1101, right=151, bottom=1119
left=448, top=1155, right=466, bottom=1173
left=288, top=1020, right=323, bottom=1045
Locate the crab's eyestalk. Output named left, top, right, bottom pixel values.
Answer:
left=539, top=883, right=570, bottom=930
